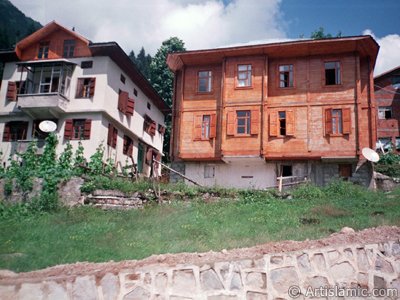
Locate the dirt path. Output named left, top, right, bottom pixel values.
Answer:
left=1, top=226, right=399, bottom=282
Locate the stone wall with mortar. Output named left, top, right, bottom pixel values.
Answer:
left=1, top=240, right=399, bottom=299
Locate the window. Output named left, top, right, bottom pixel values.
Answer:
left=63, top=40, right=75, bottom=58
left=339, top=164, right=352, bottom=179
left=6, top=81, right=17, bottom=101
left=325, top=61, right=341, bottom=85
left=377, top=137, right=392, bottom=151
left=279, top=65, right=294, bottom=88
left=391, top=76, right=400, bottom=89
left=107, top=123, right=118, bottom=148
left=81, top=61, right=93, bottom=69
left=76, top=78, right=96, bottom=98
left=194, top=114, right=216, bottom=140
left=38, top=41, right=49, bottom=59
left=64, top=119, right=91, bottom=140
left=118, top=90, right=135, bottom=116
left=396, top=137, right=400, bottom=150
left=123, top=135, right=134, bottom=156
left=236, top=110, right=251, bottom=134
left=158, top=124, right=166, bottom=135
left=281, top=165, right=292, bottom=177
left=134, top=88, right=138, bottom=96
left=237, top=64, right=252, bottom=87
left=204, top=165, right=215, bottom=178
left=202, top=115, right=211, bottom=139
left=120, top=74, right=126, bottom=84
left=143, top=115, right=156, bottom=136
left=269, top=110, right=294, bottom=137
left=325, top=108, right=351, bottom=135
left=198, top=71, right=212, bottom=92
left=147, top=102, right=151, bottom=110
left=32, top=119, right=57, bottom=140
left=2, top=121, right=28, bottom=141
left=378, top=106, right=392, bottom=119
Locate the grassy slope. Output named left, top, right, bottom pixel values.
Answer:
left=0, top=185, right=399, bottom=272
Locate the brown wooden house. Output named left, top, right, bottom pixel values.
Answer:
left=374, top=66, right=400, bottom=152
left=167, top=36, right=379, bottom=188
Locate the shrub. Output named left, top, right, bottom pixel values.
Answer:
left=291, top=183, right=324, bottom=200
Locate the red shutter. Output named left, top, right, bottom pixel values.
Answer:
left=286, top=110, right=295, bottom=136
left=158, top=125, right=166, bottom=135
left=250, top=109, right=259, bottom=135
left=209, top=114, right=217, bottom=138
left=84, top=119, right=91, bottom=139
left=64, top=119, right=73, bottom=140
left=128, top=142, right=133, bottom=157
left=6, top=81, right=17, bottom=101
left=145, top=148, right=153, bottom=165
left=118, top=91, right=128, bottom=113
left=193, top=114, right=202, bottom=140
left=113, top=127, right=118, bottom=147
left=107, top=124, right=113, bottom=146
left=126, top=97, right=135, bottom=116
left=226, top=110, right=235, bottom=136
left=2, top=123, right=10, bottom=141
left=123, top=136, right=128, bottom=155
left=325, top=109, right=333, bottom=135
left=342, top=108, right=351, bottom=134
left=76, top=79, right=84, bottom=98
left=149, top=121, right=156, bottom=136
left=269, top=111, right=278, bottom=137
left=89, top=78, right=96, bottom=98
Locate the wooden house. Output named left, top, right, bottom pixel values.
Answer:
left=167, top=36, right=379, bottom=188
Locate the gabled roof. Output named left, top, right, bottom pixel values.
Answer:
left=167, top=35, right=379, bottom=71
left=15, top=21, right=89, bottom=57
left=374, top=65, right=400, bottom=80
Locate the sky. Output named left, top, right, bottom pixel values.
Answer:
left=9, top=0, right=400, bottom=75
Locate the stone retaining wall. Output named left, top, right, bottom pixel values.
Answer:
left=1, top=240, right=399, bottom=299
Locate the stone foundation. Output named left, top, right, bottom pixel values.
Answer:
left=1, top=240, right=399, bottom=299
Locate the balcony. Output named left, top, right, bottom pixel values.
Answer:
left=16, top=59, right=75, bottom=118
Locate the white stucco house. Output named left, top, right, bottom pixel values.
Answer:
left=0, top=21, right=169, bottom=176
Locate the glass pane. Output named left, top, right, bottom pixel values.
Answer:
left=237, top=111, right=247, bottom=117
left=238, top=118, right=245, bottom=126
left=199, top=79, right=207, bottom=91
left=279, top=111, right=286, bottom=119
left=238, top=65, right=248, bottom=71
left=199, top=71, right=208, bottom=78
left=238, top=73, right=247, bottom=80
left=325, top=62, right=337, bottom=69
left=237, top=126, right=245, bottom=134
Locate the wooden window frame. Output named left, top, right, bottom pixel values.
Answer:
left=37, top=41, right=50, bottom=59
left=76, top=78, right=96, bottom=98
left=63, top=39, right=75, bottom=58
left=201, top=115, right=211, bottom=139
left=325, top=107, right=351, bottom=136
left=2, top=121, right=29, bottom=142
left=236, top=64, right=252, bottom=89
left=194, top=113, right=216, bottom=140
left=278, top=64, right=294, bottom=88
left=107, top=123, right=118, bottom=149
left=378, top=106, right=392, bottom=120
left=197, top=70, right=213, bottom=93
left=236, top=110, right=251, bottom=135
left=324, top=61, right=341, bottom=86
left=269, top=110, right=295, bottom=137
left=123, top=135, right=134, bottom=157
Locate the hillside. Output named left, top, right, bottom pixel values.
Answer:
left=0, top=0, right=41, bottom=49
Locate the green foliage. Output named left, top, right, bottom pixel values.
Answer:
left=58, top=142, right=73, bottom=179
left=311, top=27, right=342, bottom=39
left=239, top=190, right=273, bottom=204
left=291, top=183, right=325, bottom=200
left=73, top=141, right=86, bottom=176
left=81, top=176, right=153, bottom=194
left=375, top=151, right=400, bottom=177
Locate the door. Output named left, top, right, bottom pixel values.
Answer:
left=137, top=143, right=144, bottom=173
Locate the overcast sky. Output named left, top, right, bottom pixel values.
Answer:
left=9, top=0, right=400, bottom=75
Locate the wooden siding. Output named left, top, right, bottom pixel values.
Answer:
left=173, top=49, right=376, bottom=161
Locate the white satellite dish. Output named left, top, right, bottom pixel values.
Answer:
left=362, top=147, right=380, bottom=163
left=39, top=120, right=57, bottom=133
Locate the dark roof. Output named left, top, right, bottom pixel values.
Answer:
left=374, top=65, right=400, bottom=80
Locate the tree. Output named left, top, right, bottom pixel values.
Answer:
left=136, top=47, right=152, bottom=80
left=311, top=27, right=342, bottom=39
left=150, top=37, right=186, bottom=161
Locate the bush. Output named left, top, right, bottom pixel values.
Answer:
left=375, top=151, right=400, bottom=177
left=291, top=183, right=325, bottom=200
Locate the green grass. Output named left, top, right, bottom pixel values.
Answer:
left=0, top=183, right=399, bottom=273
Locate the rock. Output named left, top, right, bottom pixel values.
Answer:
left=201, top=269, right=224, bottom=290
left=172, top=269, right=196, bottom=294
left=245, top=272, right=266, bottom=289
left=72, top=276, right=97, bottom=300
left=340, top=227, right=355, bottom=234
left=45, top=281, right=68, bottom=300
left=270, top=256, right=284, bottom=265
left=330, top=262, right=355, bottom=282
left=305, top=276, right=329, bottom=289
left=297, top=253, right=312, bottom=273
left=59, top=177, right=84, bottom=207
left=357, top=248, right=370, bottom=271
left=221, top=249, right=228, bottom=254
left=374, top=275, right=386, bottom=290
left=155, top=272, right=168, bottom=290
left=124, top=286, right=150, bottom=299
left=246, top=291, right=268, bottom=300
left=270, top=267, right=299, bottom=294
left=101, top=273, right=120, bottom=300
left=230, top=271, right=243, bottom=290
left=311, top=253, right=327, bottom=271
left=375, top=256, right=394, bottom=273
left=18, top=283, right=43, bottom=300
left=0, top=285, right=16, bottom=300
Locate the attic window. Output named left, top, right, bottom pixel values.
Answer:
left=38, top=41, right=49, bottom=59
left=63, top=40, right=75, bottom=58
left=134, top=88, right=138, bottom=96
left=325, top=61, right=341, bottom=85
left=81, top=61, right=93, bottom=69
left=120, top=74, right=126, bottom=84
left=147, top=102, right=151, bottom=110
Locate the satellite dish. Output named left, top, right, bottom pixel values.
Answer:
left=39, top=120, right=57, bottom=133
left=362, top=147, right=380, bottom=163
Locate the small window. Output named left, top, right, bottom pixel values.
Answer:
left=282, top=165, right=292, bottom=177
left=332, top=109, right=343, bottom=134
left=2, top=121, right=28, bottom=141
left=279, top=111, right=286, bottom=135
left=325, top=61, right=341, bottom=85
left=38, top=41, right=49, bottom=59
left=63, top=40, right=75, bottom=58
left=339, top=164, right=352, bottom=179
left=147, top=102, right=151, bottom=110
left=202, top=115, right=211, bottom=139
left=198, top=71, right=212, bottom=92
left=73, top=120, right=86, bottom=140
left=81, top=61, right=93, bottom=69
left=134, top=88, right=138, bottom=96
left=143, top=115, right=156, bottom=136
left=279, top=65, right=293, bottom=88
left=237, top=64, right=252, bottom=87
left=378, top=106, right=392, bottom=120
left=120, top=74, right=126, bottom=84
left=396, top=137, right=400, bottom=150
left=391, top=75, right=400, bottom=89
left=123, top=135, right=134, bottom=157
left=236, top=110, right=251, bottom=134
left=377, top=137, right=392, bottom=151
left=32, top=119, right=57, bottom=140
left=76, top=78, right=95, bottom=98
left=204, top=165, right=215, bottom=178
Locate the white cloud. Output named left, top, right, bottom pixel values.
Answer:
left=363, top=29, right=400, bottom=76
left=9, top=0, right=285, bottom=55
